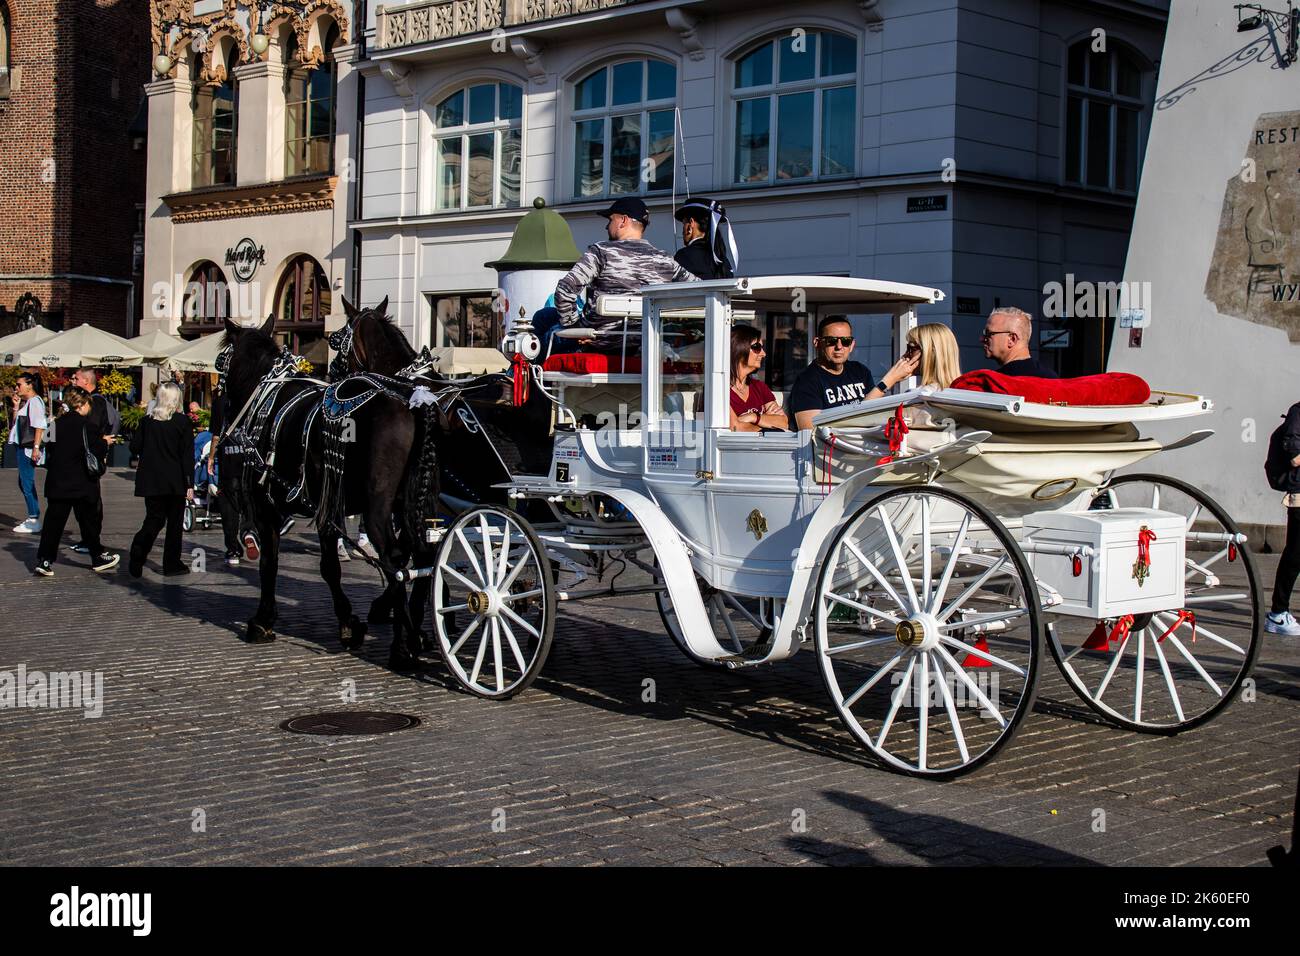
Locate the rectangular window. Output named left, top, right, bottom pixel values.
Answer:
left=820, top=86, right=855, bottom=177
left=776, top=91, right=813, bottom=180
left=500, top=127, right=521, bottom=207
left=433, top=293, right=500, bottom=349
left=437, top=136, right=462, bottom=209
left=1115, top=106, right=1139, bottom=191
left=734, top=98, right=770, bottom=184
left=609, top=113, right=642, bottom=195
left=466, top=132, right=494, bottom=206
left=574, top=118, right=605, bottom=197
left=647, top=109, right=675, bottom=191
left=1086, top=100, right=1111, bottom=188
left=1065, top=95, right=1083, bottom=184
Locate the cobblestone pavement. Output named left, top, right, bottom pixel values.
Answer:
left=0, top=469, right=1295, bottom=866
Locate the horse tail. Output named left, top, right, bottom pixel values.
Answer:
left=404, top=403, right=440, bottom=550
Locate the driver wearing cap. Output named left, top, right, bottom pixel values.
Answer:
left=673, top=198, right=738, bottom=280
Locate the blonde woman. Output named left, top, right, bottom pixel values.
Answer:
left=905, top=323, right=963, bottom=389
left=128, top=382, right=193, bottom=577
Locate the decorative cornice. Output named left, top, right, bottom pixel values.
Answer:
left=859, top=0, right=883, bottom=32
left=162, top=175, right=337, bottom=223
left=510, top=37, right=546, bottom=82
left=378, top=60, right=417, bottom=103
left=665, top=8, right=704, bottom=61
left=150, top=0, right=352, bottom=76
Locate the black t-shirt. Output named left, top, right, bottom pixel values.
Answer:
left=788, top=361, right=877, bottom=416
left=998, top=356, right=1059, bottom=378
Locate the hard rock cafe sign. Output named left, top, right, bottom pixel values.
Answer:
left=225, top=238, right=266, bottom=282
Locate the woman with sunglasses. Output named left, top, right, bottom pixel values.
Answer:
left=729, top=325, right=788, bottom=432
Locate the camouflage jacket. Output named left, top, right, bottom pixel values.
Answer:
left=554, top=239, right=698, bottom=325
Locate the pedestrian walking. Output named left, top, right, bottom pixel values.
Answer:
left=128, top=382, right=193, bottom=577
left=67, top=368, right=118, bottom=555
left=31, top=386, right=118, bottom=576
left=1266, top=400, right=1300, bottom=636
left=7, top=372, right=47, bottom=534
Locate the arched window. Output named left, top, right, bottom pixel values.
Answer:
left=1064, top=39, right=1145, bottom=192
left=180, top=262, right=231, bottom=334
left=571, top=58, right=675, bottom=198
left=192, top=44, right=239, bottom=187
left=433, top=81, right=522, bottom=210
left=731, top=30, right=857, bottom=185
left=284, top=23, right=339, bottom=177
left=1, top=2, right=12, bottom=99
left=274, top=255, right=331, bottom=356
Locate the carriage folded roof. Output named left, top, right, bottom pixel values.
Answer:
left=637, top=276, right=946, bottom=310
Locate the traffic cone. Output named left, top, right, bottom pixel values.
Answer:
left=1081, top=621, right=1110, bottom=651
left=962, top=635, right=993, bottom=668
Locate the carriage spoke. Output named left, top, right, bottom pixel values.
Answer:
left=1190, top=547, right=1229, bottom=576
left=442, top=563, right=481, bottom=594
left=920, top=496, right=933, bottom=611
left=933, top=644, right=1006, bottom=728
left=1148, top=630, right=1185, bottom=724
left=454, top=529, right=487, bottom=585
left=1134, top=627, right=1146, bottom=721
left=917, top=651, right=930, bottom=770
left=450, top=613, right=484, bottom=655
left=438, top=602, right=469, bottom=614
left=718, top=600, right=745, bottom=653
left=1154, top=611, right=1245, bottom=655
left=877, top=504, right=921, bottom=611
left=1165, top=634, right=1224, bottom=696
left=844, top=539, right=907, bottom=612
left=842, top=651, right=903, bottom=707
left=479, top=514, right=496, bottom=586
left=1094, top=630, right=1131, bottom=702
left=722, top=593, right=767, bottom=631
left=498, top=549, right=532, bottom=594
left=937, top=607, right=1028, bottom=631
left=496, top=523, right=512, bottom=588
left=937, top=635, right=1026, bottom=676
left=826, top=590, right=902, bottom=626
left=1185, top=504, right=1201, bottom=531
left=875, top=656, right=915, bottom=750
left=931, top=652, right=970, bottom=765
left=928, top=513, right=971, bottom=613
left=825, top=636, right=896, bottom=656
left=500, top=587, right=543, bottom=605
left=937, top=555, right=1008, bottom=621
left=1151, top=485, right=1160, bottom=510
left=468, top=627, right=491, bottom=685
left=499, top=617, right=530, bottom=675
left=1183, top=592, right=1249, bottom=605
left=491, top=618, right=505, bottom=692
left=500, top=604, right=542, bottom=641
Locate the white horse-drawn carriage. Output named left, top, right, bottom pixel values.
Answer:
left=415, top=277, right=1260, bottom=778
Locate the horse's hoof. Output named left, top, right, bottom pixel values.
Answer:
left=419, top=628, right=436, bottom=653
left=246, top=621, right=276, bottom=644
left=389, top=645, right=420, bottom=671
left=341, top=616, right=367, bottom=650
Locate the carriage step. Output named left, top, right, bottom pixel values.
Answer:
left=715, top=642, right=776, bottom=667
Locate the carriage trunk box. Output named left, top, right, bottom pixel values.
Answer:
left=1022, top=508, right=1186, bottom=619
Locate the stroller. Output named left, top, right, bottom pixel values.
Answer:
left=184, top=429, right=222, bottom=533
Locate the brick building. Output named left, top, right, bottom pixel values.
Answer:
left=0, top=0, right=151, bottom=337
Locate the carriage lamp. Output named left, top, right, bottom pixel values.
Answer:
left=1234, top=2, right=1299, bottom=64
left=250, top=2, right=274, bottom=56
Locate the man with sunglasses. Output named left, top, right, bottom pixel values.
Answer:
left=981, top=306, right=1058, bottom=377
left=788, top=317, right=920, bottom=431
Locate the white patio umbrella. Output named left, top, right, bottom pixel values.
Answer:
left=0, top=325, right=58, bottom=365
left=127, top=329, right=188, bottom=364
left=17, top=324, right=145, bottom=367
left=164, top=332, right=227, bottom=373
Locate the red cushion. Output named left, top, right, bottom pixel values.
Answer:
left=949, top=370, right=1151, bottom=406
left=543, top=353, right=642, bottom=374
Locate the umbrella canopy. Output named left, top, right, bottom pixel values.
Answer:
left=18, top=324, right=145, bottom=367
left=164, top=332, right=227, bottom=373
left=0, top=325, right=59, bottom=365
left=127, top=329, right=188, bottom=363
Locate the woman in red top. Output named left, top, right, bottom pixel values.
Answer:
left=729, top=325, right=788, bottom=432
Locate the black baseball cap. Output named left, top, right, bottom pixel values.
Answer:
left=598, top=197, right=650, bottom=224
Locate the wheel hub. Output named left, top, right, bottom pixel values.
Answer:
left=466, top=590, right=501, bottom=617
left=895, top=613, right=940, bottom=651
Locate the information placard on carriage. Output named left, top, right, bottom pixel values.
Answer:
left=649, top=449, right=679, bottom=468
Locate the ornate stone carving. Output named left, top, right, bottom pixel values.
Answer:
left=665, top=8, right=704, bottom=62
left=162, top=175, right=338, bottom=224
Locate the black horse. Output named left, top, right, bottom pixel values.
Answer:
left=219, top=309, right=435, bottom=667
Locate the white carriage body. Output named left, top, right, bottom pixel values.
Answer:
left=514, top=276, right=1215, bottom=667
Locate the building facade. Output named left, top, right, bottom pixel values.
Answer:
left=0, top=0, right=150, bottom=337
left=142, top=0, right=359, bottom=363
left=351, top=0, right=1168, bottom=387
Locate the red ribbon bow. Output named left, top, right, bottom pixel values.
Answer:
left=876, top=404, right=910, bottom=466
left=511, top=353, right=530, bottom=407
left=1136, top=527, right=1156, bottom=568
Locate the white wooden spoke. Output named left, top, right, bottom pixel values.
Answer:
left=825, top=636, right=897, bottom=656
left=937, top=555, right=1008, bottom=621
left=468, top=625, right=491, bottom=685
left=930, top=652, right=970, bottom=765
left=498, top=548, right=532, bottom=593
left=1134, top=626, right=1146, bottom=721
left=500, top=587, right=543, bottom=605
left=937, top=607, right=1028, bottom=632
left=1151, top=485, right=1160, bottom=509
left=917, top=651, right=930, bottom=770
left=450, top=613, right=484, bottom=656
left=1185, top=504, right=1201, bottom=531
left=1184, top=592, right=1249, bottom=605
left=1094, top=629, right=1131, bottom=701
left=491, top=618, right=506, bottom=692
left=455, top=528, right=487, bottom=585
left=438, top=602, right=469, bottom=614
left=1165, top=633, right=1224, bottom=696
left=718, top=600, right=744, bottom=652
left=499, top=616, right=530, bottom=675
left=933, top=644, right=1006, bottom=728
left=1148, top=630, right=1185, bottom=723
left=496, top=521, right=511, bottom=587
left=1154, top=611, right=1245, bottom=655
left=1190, top=547, right=1229, bottom=576
left=500, top=604, right=542, bottom=641
left=844, top=538, right=907, bottom=613
left=876, top=503, right=921, bottom=612
left=478, top=514, right=496, bottom=586
left=936, top=635, right=1026, bottom=677
left=921, top=496, right=933, bottom=612
left=442, top=563, right=481, bottom=594
left=929, top=512, right=971, bottom=614
left=875, top=655, right=916, bottom=750
left=826, top=589, right=902, bottom=626
left=723, top=593, right=766, bottom=631
left=842, top=650, right=904, bottom=708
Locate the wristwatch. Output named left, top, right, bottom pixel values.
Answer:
left=874, top=379, right=890, bottom=393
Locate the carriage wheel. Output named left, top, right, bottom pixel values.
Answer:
left=182, top=504, right=195, bottom=533
left=1050, top=473, right=1261, bottom=732
left=654, top=565, right=774, bottom=668
left=432, top=506, right=556, bottom=700
left=814, top=486, right=1041, bottom=778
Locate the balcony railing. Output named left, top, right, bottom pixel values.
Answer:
left=375, top=0, right=641, bottom=51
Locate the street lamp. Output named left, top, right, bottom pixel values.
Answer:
left=154, top=19, right=176, bottom=77
left=249, top=3, right=274, bottom=57
left=1234, top=2, right=1300, bottom=65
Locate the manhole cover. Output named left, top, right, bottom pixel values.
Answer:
left=281, top=711, right=421, bottom=735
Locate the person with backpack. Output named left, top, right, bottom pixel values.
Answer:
left=1265, top=400, right=1300, bottom=636
left=67, top=369, right=118, bottom=556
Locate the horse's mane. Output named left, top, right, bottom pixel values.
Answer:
left=353, top=307, right=416, bottom=373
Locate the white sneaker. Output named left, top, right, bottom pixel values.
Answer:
left=1265, top=610, right=1300, bottom=636
left=13, top=518, right=40, bottom=534
left=356, top=533, right=378, bottom=560
left=336, top=539, right=351, bottom=561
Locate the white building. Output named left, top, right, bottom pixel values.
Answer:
left=352, top=0, right=1169, bottom=393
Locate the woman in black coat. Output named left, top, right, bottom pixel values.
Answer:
left=33, top=387, right=117, bottom=576
left=128, top=381, right=194, bottom=577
